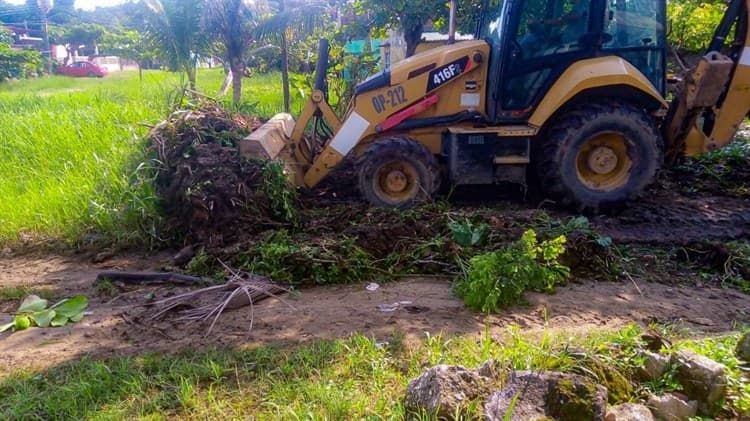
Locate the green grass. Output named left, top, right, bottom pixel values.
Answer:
left=0, top=69, right=303, bottom=249
left=1, top=324, right=746, bottom=419
left=0, top=286, right=54, bottom=301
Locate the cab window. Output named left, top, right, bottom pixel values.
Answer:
left=515, top=0, right=592, bottom=59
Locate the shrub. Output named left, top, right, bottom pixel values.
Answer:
left=456, top=229, right=570, bottom=312
left=0, top=45, right=43, bottom=81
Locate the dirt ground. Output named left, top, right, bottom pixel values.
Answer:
left=1, top=130, right=748, bottom=374
left=1, top=249, right=749, bottom=374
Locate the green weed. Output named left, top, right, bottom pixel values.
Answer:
left=246, top=230, right=380, bottom=284
left=721, top=241, right=750, bottom=292
left=0, top=286, right=53, bottom=301
left=449, top=217, right=490, bottom=248
left=456, top=229, right=570, bottom=312
left=183, top=248, right=225, bottom=279
left=94, top=278, right=118, bottom=297
left=261, top=160, right=298, bottom=223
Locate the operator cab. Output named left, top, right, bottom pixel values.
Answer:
left=480, top=0, right=666, bottom=123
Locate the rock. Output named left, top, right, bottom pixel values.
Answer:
left=576, top=355, right=633, bottom=403
left=735, top=331, right=750, bottom=361
left=92, top=249, right=115, bottom=263
left=477, top=359, right=507, bottom=379
left=647, top=393, right=698, bottom=421
left=605, top=403, right=654, bottom=421
left=173, top=245, right=196, bottom=266
left=641, top=329, right=670, bottom=352
left=404, top=364, right=499, bottom=419
left=485, top=370, right=608, bottom=421
left=690, top=317, right=714, bottom=326
left=636, top=350, right=670, bottom=381
left=671, top=350, right=727, bottom=414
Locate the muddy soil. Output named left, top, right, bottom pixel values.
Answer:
left=1, top=252, right=749, bottom=374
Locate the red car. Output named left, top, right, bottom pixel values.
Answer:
left=58, top=61, right=108, bottom=78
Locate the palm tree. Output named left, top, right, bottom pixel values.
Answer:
left=255, top=0, right=327, bottom=112
left=142, top=0, right=206, bottom=89
left=203, top=0, right=262, bottom=105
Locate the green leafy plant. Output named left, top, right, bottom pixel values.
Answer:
left=534, top=214, right=612, bottom=247
left=449, top=218, right=490, bottom=247
left=456, top=229, right=570, bottom=312
left=668, top=0, right=726, bottom=53
left=261, top=160, right=298, bottom=223
left=0, top=295, right=89, bottom=333
left=248, top=230, right=379, bottom=284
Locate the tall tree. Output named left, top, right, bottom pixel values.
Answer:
left=100, top=29, right=157, bottom=81
left=352, top=0, right=447, bottom=57
left=49, top=0, right=76, bottom=24
left=351, top=0, right=483, bottom=58
left=256, top=0, right=327, bottom=112
left=50, top=24, right=107, bottom=61
left=141, top=0, right=206, bottom=89
left=202, top=0, right=260, bottom=105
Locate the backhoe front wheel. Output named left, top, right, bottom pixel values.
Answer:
left=358, top=137, right=441, bottom=208
left=536, top=102, right=663, bottom=210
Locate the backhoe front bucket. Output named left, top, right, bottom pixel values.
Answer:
left=239, top=113, right=305, bottom=185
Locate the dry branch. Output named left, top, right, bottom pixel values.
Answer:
left=150, top=269, right=292, bottom=337
left=96, top=271, right=210, bottom=285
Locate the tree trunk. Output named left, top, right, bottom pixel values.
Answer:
left=219, top=61, right=232, bottom=97
left=281, top=31, right=291, bottom=113
left=187, top=64, right=196, bottom=90
left=230, top=60, right=243, bottom=105
left=280, top=0, right=291, bottom=113
left=404, top=23, right=424, bottom=58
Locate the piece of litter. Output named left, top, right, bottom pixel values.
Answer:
left=398, top=300, right=413, bottom=305
left=376, top=341, right=390, bottom=348
left=376, top=303, right=400, bottom=312
left=366, top=283, right=380, bottom=291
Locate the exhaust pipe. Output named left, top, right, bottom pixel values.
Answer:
left=448, top=0, right=457, bottom=44
left=314, top=39, right=330, bottom=98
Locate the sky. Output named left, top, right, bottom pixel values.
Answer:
left=6, top=0, right=130, bottom=11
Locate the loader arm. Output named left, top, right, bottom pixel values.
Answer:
left=242, top=40, right=490, bottom=188
left=663, top=0, right=750, bottom=161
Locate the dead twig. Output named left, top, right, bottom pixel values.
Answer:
left=623, top=270, right=643, bottom=296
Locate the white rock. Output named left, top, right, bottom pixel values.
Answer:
left=605, top=403, right=655, bottom=421
left=647, top=393, right=698, bottom=421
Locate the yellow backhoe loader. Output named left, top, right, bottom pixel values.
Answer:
left=242, top=0, right=750, bottom=209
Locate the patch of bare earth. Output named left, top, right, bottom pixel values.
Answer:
left=1, top=253, right=748, bottom=374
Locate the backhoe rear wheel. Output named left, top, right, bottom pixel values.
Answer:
left=535, top=102, right=663, bottom=210
left=358, top=137, right=441, bottom=208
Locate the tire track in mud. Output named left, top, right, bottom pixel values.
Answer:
left=591, top=192, right=750, bottom=244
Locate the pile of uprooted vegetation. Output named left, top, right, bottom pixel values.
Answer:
left=146, top=102, right=298, bottom=246
left=144, top=102, right=749, bottom=311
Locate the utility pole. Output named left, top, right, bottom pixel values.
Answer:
left=38, top=0, right=54, bottom=74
